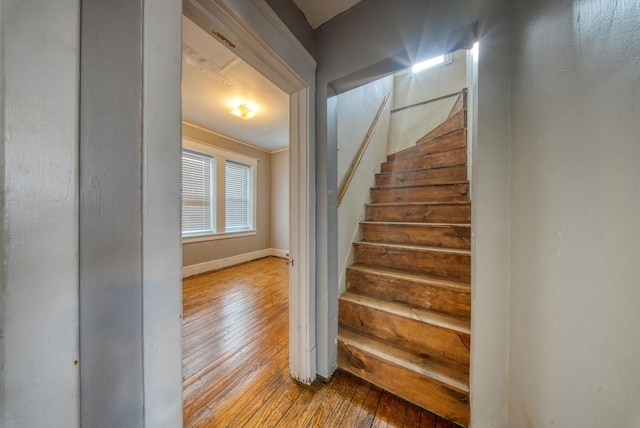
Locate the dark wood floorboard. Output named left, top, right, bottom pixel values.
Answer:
left=182, top=256, right=459, bottom=427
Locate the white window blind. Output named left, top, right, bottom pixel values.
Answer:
left=182, top=150, right=215, bottom=235
left=225, top=160, right=252, bottom=232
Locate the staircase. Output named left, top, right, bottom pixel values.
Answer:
left=337, top=90, right=471, bottom=427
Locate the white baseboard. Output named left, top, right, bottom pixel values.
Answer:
left=182, top=248, right=289, bottom=278
left=269, top=248, right=289, bottom=259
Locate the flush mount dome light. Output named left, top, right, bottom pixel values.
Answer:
left=230, top=103, right=258, bottom=120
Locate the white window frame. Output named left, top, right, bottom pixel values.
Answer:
left=182, top=137, right=258, bottom=243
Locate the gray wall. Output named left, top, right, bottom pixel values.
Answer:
left=265, top=0, right=315, bottom=55
left=1, top=0, right=183, bottom=426
left=509, top=0, right=640, bottom=426
left=1, top=1, right=80, bottom=425
left=271, top=149, right=290, bottom=252
left=313, top=2, right=511, bottom=427
left=182, top=123, right=273, bottom=267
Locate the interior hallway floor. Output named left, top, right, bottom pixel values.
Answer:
left=182, top=256, right=460, bottom=427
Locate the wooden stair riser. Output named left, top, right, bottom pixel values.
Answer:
left=338, top=340, right=469, bottom=427
left=381, top=147, right=466, bottom=173
left=366, top=203, right=471, bottom=223
left=354, top=243, right=470, bottom=283
left=370, top=182, right=468, bottom=204
left=387, top=129, right=466, bottom=162
left=375, top=165, right=466, bottom=188
left=360, top=223, right=470, bottom=249
left=339, top=298, right=470, bottom=366
left=418, top=110, right=465, bottom=144
left=347, top=267, right=470, bottom=318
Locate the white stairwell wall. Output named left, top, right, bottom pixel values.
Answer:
left=388, top=50, right=468, bottom=155
left=336, top=76, right=393, bottom=293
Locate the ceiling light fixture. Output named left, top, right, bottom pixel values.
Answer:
left=230, top=103, right=258, bottom=120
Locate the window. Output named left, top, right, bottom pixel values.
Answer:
left=181, top=138, right=257, bottom=241
left=182, top=149, right=215, bottom=236
left=411, top=53, right=452, bottom=74
left=225, top=160, right=253, bottom=232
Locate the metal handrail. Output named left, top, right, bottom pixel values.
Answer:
left=337, top=92, right=392, bottom=206
left=390, top=90, right=461, bottom=115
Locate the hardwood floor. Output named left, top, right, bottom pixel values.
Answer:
left=183, top=256, right=460, bottom=427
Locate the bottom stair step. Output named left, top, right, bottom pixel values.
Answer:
left=338, top=327, right=469, bottom=427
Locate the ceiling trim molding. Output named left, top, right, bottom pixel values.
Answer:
left=182, top=121, right=288, bottom=154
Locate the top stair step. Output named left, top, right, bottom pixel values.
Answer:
left=447, top=90, right=467, bottom=119
left=387, top=129, right=466, bottom=163
left=420, top=110, right=466, bottom=144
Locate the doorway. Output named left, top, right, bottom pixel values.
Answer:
left=182, top=0, right=317, bottom=386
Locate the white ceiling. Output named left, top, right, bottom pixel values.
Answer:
left=182, top=2, right=362, bottom=152
left=293, top=0, right=363, bottom=29
left=181, top=16, right=290, bottom=153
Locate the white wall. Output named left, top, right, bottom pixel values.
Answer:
left=271, top=149, right=290, bottom=252
left=509, top=0, right=640, bottom=427
left=1, top=1, right=80, bottom=426
left=336, top=76, right=393, bottom=293
left=388, top=49, right=467, bottom=154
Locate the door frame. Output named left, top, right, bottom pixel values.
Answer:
left=183, top=0, right=318, bottom=384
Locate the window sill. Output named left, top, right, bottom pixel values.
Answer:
left=182, top=230, right=257, bottom=244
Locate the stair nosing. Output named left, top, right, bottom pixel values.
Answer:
left=355, top=241, right=471, bottom=255
left=340, top=291, right=470, bottom=334
left=347, top=263, right=471, bottom=292
left=338, top=327, right=469, bottom=393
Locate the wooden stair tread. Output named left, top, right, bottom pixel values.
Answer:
left=376, top=164, right=464, bottom=177
left=371, top=181, right=468, bottom=191
left=338, top=326, right=469, bottom=393
left=377, top=165, right=464, bottom=175
left=360, top=221, right=471, bottom=228
left=366, top=200, right=470, bottom=207
left=381, top=148, right=466, bottom=174
left=348, top=264, right=471, bottom=292
left=355, top=241, right=471, bottom=256
left=340, top=291, right=470, bottom=334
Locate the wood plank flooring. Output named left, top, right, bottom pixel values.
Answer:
left=183, top=256, right=461, bottom=427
